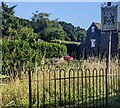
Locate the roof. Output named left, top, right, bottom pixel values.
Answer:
left=89, top=22, right=120, bottom=31
left=87, top=22, right=101, bottom=31
left=94, top=22, right=101, bottom=29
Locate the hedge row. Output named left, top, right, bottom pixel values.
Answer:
left=2, top=40, right=67, bottom=75
left=50, top=39, right=80, bottom=58
left=37, top=42, right=67, bottom=58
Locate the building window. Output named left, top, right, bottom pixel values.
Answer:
left=91, top=26, right=95, bottom=33
left=91, top=39, right=96, bottom=47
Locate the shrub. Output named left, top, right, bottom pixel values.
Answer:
left=38, top=42, right=67, bottom=58
left=50, top=39, right=80, bottom=58
left=2, top=40, right=67, bottom=75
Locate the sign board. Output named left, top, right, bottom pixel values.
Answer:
left=101, top=2, right=117, bottom=31
left=117, top=2, right=120, bottom=22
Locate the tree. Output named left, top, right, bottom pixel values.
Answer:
left=59, top=21, right=87, bottom=42
left=14, top=17, right=31, bottom=28
left=2, top=2, right=32, bottom=37
left=31, top=12, right=67, bottom=41
left=75, top=27, right=87, bottom=42
left=2, top=2, right=17, bottom=37
left=59, top=21, right=77, bottom=41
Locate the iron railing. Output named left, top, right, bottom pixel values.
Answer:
left=27, top=65, right=120, bottom=108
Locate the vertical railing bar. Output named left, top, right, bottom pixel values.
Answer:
left=37, top=69, right=39, bottom=108
left=114, top=69, right=116, bottom=95
left=105, top=67, right=108, bottom=107
left=117, top=67, right=119, bottom=101
left=54, top=69, right=56, bottom=108
left=43, top=69, right=45, bottom=107
left=114, top=68, right=117, bottom=96
left=92, top=68, right=98, bottom=107
left=64, top=69, right=66, bottom=108
left=115, top=68, right=117, bottom=94
left=92, top=69, right=94, bottom=108
left=85, top=68, right=87, bottom=107
left=117, top=68, right=119, bottom=99
left=102, top=68, right=105, bottom=106
left=28, top=69, right=32, bottom=108
left=108, top=69, right=114, bottom=97
left=96, top=68, right=98, bottom=107
left=117, top=64, right=119, bottom=94
left=115, top=68, right=117, bottom=95
left=73, top=69, right=75, bottom=107
left=113, top=69, right=115, bottom=96
left=59, top=69, right=62, bottom=108
left=77, top=69, right=80, bottom=107
left=104, top=68, right=106, bottom=106
left=81, top=68, right=83, bottom=108
left=114, top=69, right=115, bottom=96
left=112, top=69, right=114, bottom=96
left=69, top=69, right=71, bottom=108
left=101, top=68, right=103, bottom=106
left=49, top=67, right=51, bottom=107
left=99, top=68, right=102, bottom=106
left=114, top=68, right=116, bottom=94
left=118, top=54, right=120, bottom=102
left=100, top=68, right=104, bottom=107
left=116, top=68, right=118, bottom=95
left=110, top=69, right=111, bottom=97
left=89, top=68, right=91, bottom=107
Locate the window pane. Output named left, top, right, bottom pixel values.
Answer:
left=91, top=26, right=95, bottom=33
left=91, top=39, right=96, bottom=47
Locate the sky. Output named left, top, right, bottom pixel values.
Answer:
left=7, top=2, right=102, bottom=30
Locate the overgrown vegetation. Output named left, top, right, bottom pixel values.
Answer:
left=1, top=2, right=87, bottom=73
left=2, top=39, right=67, bottom=75
left=1, top=58, right=120, bottom=107
left=1, top=2, right=120, bottom=108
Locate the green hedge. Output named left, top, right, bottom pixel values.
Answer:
left=50, top=39, right=80, bottom=58
left=37, top=42, right=67, bottom=58
left=2, top=40, right=67, bottom=75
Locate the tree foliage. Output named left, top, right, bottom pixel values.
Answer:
left=1, top=2, right=86, bottom=75
left=2, top=2, right=17, bottom=37
left=31, top=12, right=67, bottom=41
left=59, top=21, right=87, bottom=42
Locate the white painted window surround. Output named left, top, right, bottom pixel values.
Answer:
left=91, top=39, right=96, bottom=48
left=91, top=26, right=95, bottom=33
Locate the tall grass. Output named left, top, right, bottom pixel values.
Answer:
left=1, top=57, right=119, bottom=107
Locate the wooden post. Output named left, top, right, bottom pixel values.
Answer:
left=108, top=31, right=112, bottom=74
left=106, top=30, right=112, bottom=106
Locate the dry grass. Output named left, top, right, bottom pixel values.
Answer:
left=1, top=57, right=120, bottom=107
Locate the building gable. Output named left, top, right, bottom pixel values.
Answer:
left=86, top=22, right=101, bottom=55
